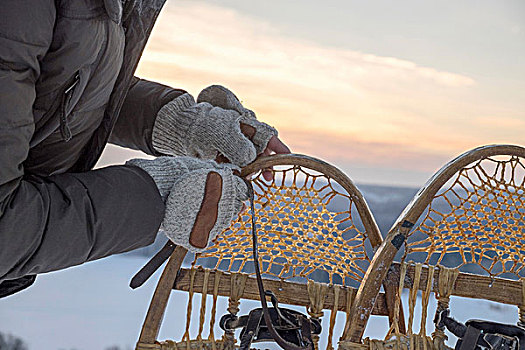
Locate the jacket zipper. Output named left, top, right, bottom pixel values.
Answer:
left=59, top=72, right=80, bottom=142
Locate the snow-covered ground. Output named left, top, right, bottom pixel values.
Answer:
left=0, top=255, right=518, bottom=350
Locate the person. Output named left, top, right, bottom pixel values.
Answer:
left=0, top=0, right=290, bottom=298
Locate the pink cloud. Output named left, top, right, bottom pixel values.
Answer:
left=118, top=1, right=524, bottom=186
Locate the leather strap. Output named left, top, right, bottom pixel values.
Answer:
left=459, top=325, right=482, bottom=350
left=130, top=241, right=176, bottom=289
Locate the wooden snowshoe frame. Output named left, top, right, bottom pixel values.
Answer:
left=343, top=144, right=525, bottom=349
left=135, top=154, right=404, bottom=350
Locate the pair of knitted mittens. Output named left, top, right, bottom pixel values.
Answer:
left=129, top=86, right=274, bottom=252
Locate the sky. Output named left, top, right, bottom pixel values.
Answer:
left=99, top=0, right=524, bottom=187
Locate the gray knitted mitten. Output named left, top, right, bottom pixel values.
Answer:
left=197, top=85, right=277, bottom=155
left=127, top=156, right=248, bottom=252
left=152, top=86, right=277, bottom=167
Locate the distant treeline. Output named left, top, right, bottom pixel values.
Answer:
left=129, top=183, right=419, bottom=258
left=0, top=332, right=27, bottom=350
left=0, top=332, right=133, bottom=350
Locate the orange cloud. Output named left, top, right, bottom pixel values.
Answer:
left=97, top=1, right=523, bottom=186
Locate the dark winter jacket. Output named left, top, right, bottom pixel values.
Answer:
left=0, top=0, right=185, bottom=297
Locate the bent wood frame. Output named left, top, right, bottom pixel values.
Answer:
left=175, top=267, right=392, bottom=315
left=136, top=154, right=402, bottom=349
left=345, top=144, right=525, bottom=343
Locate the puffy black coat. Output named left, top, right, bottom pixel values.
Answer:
left=0, top=0, right=185, bottom=296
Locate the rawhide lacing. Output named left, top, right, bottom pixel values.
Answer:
left=193, top=164, right=372, bottom=287
left=404, top=156, right=525, bottom=278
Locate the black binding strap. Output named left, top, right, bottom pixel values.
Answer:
left=130, top=241, right=176, bottom=289
left=458, top=326, right=482, bottom=350
left=391, top=233, right=405, bottom=250
left=245, top=179, right=314, bottom=350
left=435, top=309, right=525, bottom=350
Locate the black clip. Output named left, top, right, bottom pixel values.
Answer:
left=220, top=307, right=321, bottom=350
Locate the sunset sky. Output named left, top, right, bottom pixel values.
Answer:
left=99, top=0, right=524, bottom=186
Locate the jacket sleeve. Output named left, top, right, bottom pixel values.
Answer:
left=0, top=0, right=165, bottom=282
left=109, top=77, right=187, bottom=155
